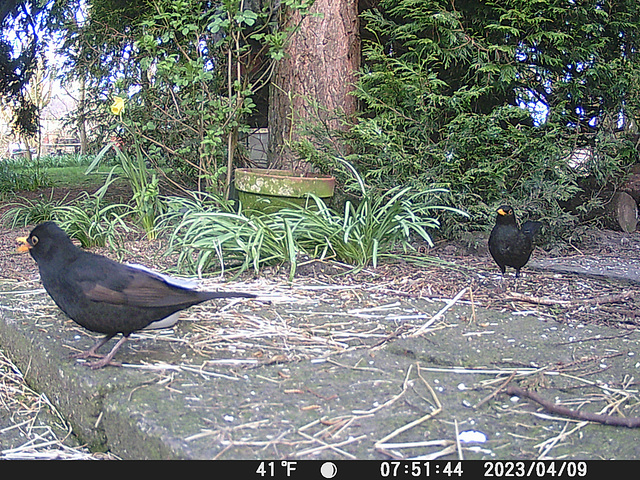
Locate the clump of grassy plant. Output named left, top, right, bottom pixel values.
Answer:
left=2, top=174, right=131, bottom=249
left=1, top=192, right=66, bottom=228
left=161, top=159, right=467, bottom=279
left=87, top=143, right=165, bottom=239
left=5, top=153, right=99, bottom=170
left=164, top=207, right=298, bottom=279
left=55, top=201, right=131, bottom=249
left=0, top=162, right=51, bottom=192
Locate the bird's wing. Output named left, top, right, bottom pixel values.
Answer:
left=125, top=263, right=198, bottom=288
left=521, top=221, right=543, bottom=237
left=492, top=235, right=516, bottom=256
left=71, top=256, right=202, bottom=308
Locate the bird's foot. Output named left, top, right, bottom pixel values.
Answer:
left=70, top=350, right=103, bottom=360
left=70, top=351, right=121, bottom=368
left=86, top=357, right=122, bottom=369
left=495, top=276, right=507, bottom=293
left=81, top=336, right=128, bottom=369
left=70, top=334, right=116, bottom=360
left=68, top=334, right=125, bottom=368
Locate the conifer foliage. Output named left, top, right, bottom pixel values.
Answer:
left=347, top=0, right=640, bottom=235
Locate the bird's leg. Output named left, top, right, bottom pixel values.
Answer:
left=496, top=269, right=507, bottom=293
left=71, top=334, right=116, bottom=359
left=497, top=277, right=506, bottom=293
left=513, top=270, right=523, bottom=291
left=86, top=335, right=129, bottom=369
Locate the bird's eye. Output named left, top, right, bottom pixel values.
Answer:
left=31, top=235, right=39, bottom=245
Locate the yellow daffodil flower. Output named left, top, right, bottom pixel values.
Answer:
left=110, top=96, right=125, bottom=115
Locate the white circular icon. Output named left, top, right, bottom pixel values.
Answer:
left=320, top=462, right=338, bottom=479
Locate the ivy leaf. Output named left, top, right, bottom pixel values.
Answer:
left=235, top=10, right=258, bottom=26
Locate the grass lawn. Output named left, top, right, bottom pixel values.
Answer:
left=46, top=165, right=125, bottom=190
left=0, top=153, right=127, bottom=196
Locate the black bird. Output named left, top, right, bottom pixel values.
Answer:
left=17, top=221, right=256, bottom=369
left=488, top=205, right=542, bottom=278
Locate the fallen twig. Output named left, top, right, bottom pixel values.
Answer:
left=506, top=385, right=640, bottom=428
left=474, top=372, right=517, bottom=409
left=375, top=366, right=443, bottom=458
left=535, top=421, right=589, bottom=459
left=353, top=365, right=413, bottom=415
left=410, top=287, right=468, bottom=336
left=505, top=291, right=634, bottom=307
left=294, top=432, right=365, bottom=459
left=371, top=325, right=409, bottom=349
left=454, top=419, right=463, bottom=460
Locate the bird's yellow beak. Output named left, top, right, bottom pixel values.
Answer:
left=497, top=208, right=507, bottom=216
left=16, top=236, right=31, bottom=254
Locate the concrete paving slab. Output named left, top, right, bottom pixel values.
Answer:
left=2, top=280, right=640, bottom=460
left=530, top=256, right=640, bottom=285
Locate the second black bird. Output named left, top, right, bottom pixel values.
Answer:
left=488, top=205, right=542, bottom=277
left=17, top=221, right=256, bottom=369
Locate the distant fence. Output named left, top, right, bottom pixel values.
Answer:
left=42, top=139, right=81, bottom=156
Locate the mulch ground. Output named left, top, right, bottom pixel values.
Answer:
left=2, top=189, right=638, bottom=331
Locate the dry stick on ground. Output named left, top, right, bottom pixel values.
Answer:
left=505, top=385, right=640, bottom=428
left=411, top=287, right=468, bottom=336
left=293, top=367, right=416, bottom=459
left=353, top=365, right=413, bottom=415
left=375, top=365, right=445, bottom=458
left=294, top=432, right=366, bottom=459
left=474, top=371, right=517, bottom=409
left=535, top=420, right=589, bottom=460
left=505, top=291, right=635, bottom=307
left=372, top=325, right=410, bottom=349
left=454, top=419, right=463, bottom=461
left=468, top=286, right=477, bottom=323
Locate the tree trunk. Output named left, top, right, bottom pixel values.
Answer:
left=77, top=80, right=88, bottom=155
left=606, top=191, right=638, bottom=233
left=21, top=134, right=33, bottom=163
left=621, top=164, right=640, bottom=203
left=267, top=0, right=360, bottom=172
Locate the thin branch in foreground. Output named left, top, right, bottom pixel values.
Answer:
left=505, top=291, right=634, bottom=307
left=506, top=385, right=640, bottom=428
left=294, top=432, right=365, bottom=459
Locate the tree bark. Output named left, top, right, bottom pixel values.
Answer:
left=77, top=79, right=88, bottom=155
left=267, top=0, right=360, bottom=172
left=621, top=164, right=640, bottom=203
left=606, top=191, right=638, bottom=233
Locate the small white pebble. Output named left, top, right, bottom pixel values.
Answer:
left=458, top=430, right=487, bottom=443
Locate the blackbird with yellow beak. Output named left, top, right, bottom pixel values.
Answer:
left=488, top=205, right=542, bottom=278
left=17, top=221, right=256, bottom=368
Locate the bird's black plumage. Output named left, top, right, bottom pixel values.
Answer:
left=17, top=221, right=256, bottom=368
left=488, top=205, right=542, bottom=277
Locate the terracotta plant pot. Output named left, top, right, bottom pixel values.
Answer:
left=235, top=168, right=336, bottom=212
